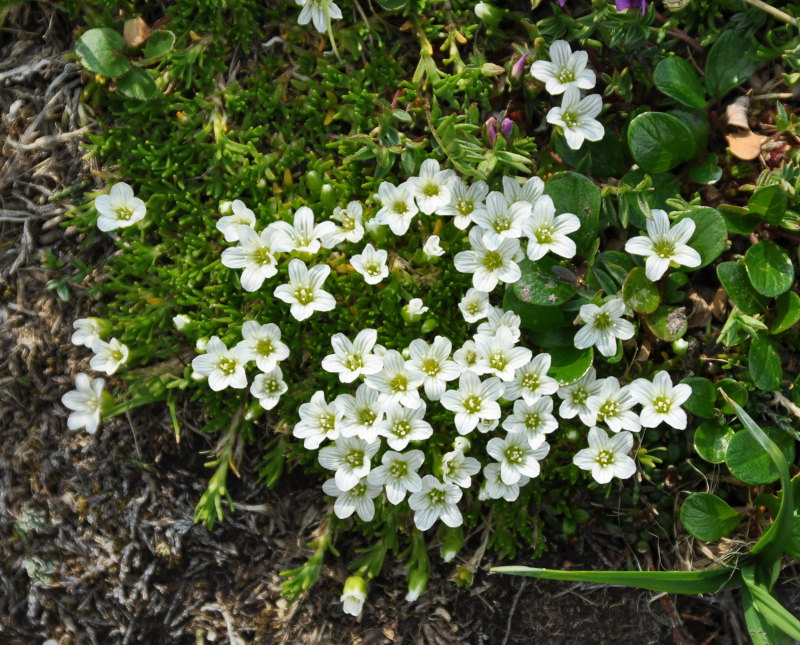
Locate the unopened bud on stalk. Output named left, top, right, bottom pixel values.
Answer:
left=340, top=576, right=367, bottom=616
left=440, top=526, right=465, bottom=562
left=511, top=53, right=530, bottom=80
left=501, top=117, right=514, bottom=138
left=405, top=567, right=429, bottom=602
left=485, top=116, right=499, bottom=146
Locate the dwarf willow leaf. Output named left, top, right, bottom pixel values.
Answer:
left=622, top=267, right=660, bottom=314
left=716, top=379, right=748, bottom=414
left=745, top=241, right=795, bottom=298
left=76, top=28, right=131, bottom=77
left=749, top=334, right=782, bottom=391
left=653, top=56, right=707, bottom=109
left=143, top=30, right=176, bottom=59
left=725, top=427, right=795, bottom=486
left=717, top=262, right=768, bottom=316
left=749, top=185, right=787, bottom=226
left=645, top=305, right=687, bottom=342
left=117, top=67, right=159, bottom=101
left=681, top=376, right=717, bottom=418
left=771, top=291, right=800, bottom=335
left=627, top=112, right=694, bottom=173
left=543, top=172, right=600, bottom=258
left=673, top=207, right=727, bottom=268
left=548, top=345, right=593, bottom=385
left=694, top=421, right=735, bottom=464
left=680, top=493, right=740, bottom=542
left=705, top=30, right=759, bottom=99
left=502, top=288, right=564, bottom=332
left=512, top=257, right=576, bottom=307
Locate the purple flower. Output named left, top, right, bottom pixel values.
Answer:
left=500, top=118, right=514, bottom=138
left=486, top=116, right=499, bottom=145
left=511, top=53, right=529, bottom=80
left=615, top=0, right=646, bottom=13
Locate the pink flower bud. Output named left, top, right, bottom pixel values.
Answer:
left=511, top=53, right=529, bottom=80
left=501, top=118, right=514, bottom=138
left=486, top=116, right=499, bottom=145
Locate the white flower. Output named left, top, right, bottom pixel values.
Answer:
left=235, top=321, right=290, bottom=372
left=322, top=329, right=383, bottom=383
left=453, top=340, right=481, bottom=374
left=94, top=182, right=146, bottom=231
left=374, top=181, right=419, bottom=235
left=454, top=226, right=521, bottom=293
left=422, top=235, right=445, bottom=258
left=441, top=450, right=481, bottom=488
left=293, top=390, right=342, bottom=449
left=624, top=209, right=702, bottom=281
left=546, top=87, right=604, bottom=150
left=473, top=328, right=532, bottom=382
left=270, top=206, right=336, bottom=255
left=173, top=314, right=191, bottom=331
left=191, top=336, right=248, bottom=391
left=487, top=432, right=549, bottom=484
left=439, top=178, right=489, bottom=229
left=407, top=336, right=461, bottom=401
left=479, top=462, right=529, bottom=502
left=476, top=418, right=499, bottom=434
left=350, top=244, right=389, bottom=285
left=440, top=371, right=503, bottom=435
left=221, top=225, right=290, bottom=292
left=273, top=259, right=336, bottom=321
left=318, top=436, right=379, bottom=491
left=522, top=195, right=580, bottom=261
left=377, top=403, right=433, bottom=451
left=408, top=475, right=463, bottom=531
left=573, top=427, right=637, bottom=484
left=364, top=349, right=424, bottom=409
left=336, top=384, right=384, bottom=442
left=501, top=397, right=558, bottom=448
left=557, top=367, right=601, bottom=425
left=471, top=192, right=531, bottom=250
left=71, top=317, right=103, bottom=348
left=628, top=371, right=692, bottom=429
left=250, top=367, right=288, bottom=410
left=459, top=288, right=490, bottom=323
left=502, top=176, right=544, bottom=208
left=574, top=298, right=635, bottom=357
left=406, top=159, right=455, bottom=215
left=503, top=354, right=558, bottom=404
left=322, top=477, right=382, bottom=521
left=61, top=373, right=105, bottom=434
left=322, top=201, right=365, bottom=247
left=89, top=337, right=129, bottom=375
left=476, top=307, right=522, bottom=342
left=216, top=199, right=255, bottom=242
left=340, top=576, right=367, bottom=617
left=367, top=449, right=425, bottom=504
left=586, top=377, right=641, bottom=433
left=405, top=298, right=429, bottom=317
left=296, top=0, right=342, bottom=33
left=530, top=40, right=596, bottom=95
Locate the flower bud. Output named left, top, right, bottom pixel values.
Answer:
left=480, top=62, right=505, bottom=77
left=218, top=200, right=232, bottom=215
left=401, top=298, right=429, bottom=323
left=474, top=1, right=502, bottom=26
left=173, top=314, right=192, bottom=331
left=440, top=526, right=465, bottom=562
left=340, top=576, right=367, bottom=616
left=511, top=53, right=530, bottom=80
left=672, top=338, right=689, bottom=356
left=195, top=337, right=209, bottom=352
left=420, top=318, right=438, bottom=334
left=500, top=117, right=514, bottom=138
left=405, top=567, right=428, bottom=602
left=453, top=436, right=471, bottom=453
left=485, top=116, right=499, bottom=146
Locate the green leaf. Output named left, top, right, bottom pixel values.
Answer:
left=742, top=583, right=790, bottom=645
left=717, top=262, right=768, bottom=316
left=716, top=379, right=748, bottom=414
left=653, top=56, right=707, bottom=109
left=627, top=112, right=694, bottom=173
left=720, top=204, right=760, bottom=235
left=745, top=241, right=795, bottom=297
left=619, top=170, right=680, bottom=230
left=689, top=155, right=722, bottom=185
left=622, top=267, right=661, bottom=314
left=749, top=185, right=787, bottom=226
left=673, top=206, right=727, bottom=269
left=548, top=345, right=593, bottom=385
left=694, top=421, right=735, bottom=463
left=75, top=27, right=131, bottom=77
left=502, top=288, right=565, bottom=332
left=742, top=564, right=800, bottom=643
left=679, top=493, right=740, bottom=541
left=725, top=426, right=794, bottom=486
left=116, top=67, right=159, bottom=100
left=645, top=305, right=687, bottom=342
left=553, top=129, right=625, bottom=177
left=771, top=290, right=800, bottom=335
left=749, top=334, right=782, bottom=391
left=681, top=377, right=717, bottom=418
left=142, top=30, right=176, bottom=59
left=543, top=172, right=600, bottom=257
left=669, top=109, right=708, bottom=161
left=511, top=256, right=576, bottom=307
left=704, top=30, right=759, bottom=99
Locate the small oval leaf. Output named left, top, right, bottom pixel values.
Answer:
left=680, top=493, right=740, bottom=541
left=654, top=56, right=707, bottom=109
left=725, top=427, right=795, bottom=485
left=622, top=267, right=661, bottom=314
left=75, top=28, right=131, bottom=77
left=694, top=421, right=736, bottom=464
left=744, top=241, right=795, bottom=298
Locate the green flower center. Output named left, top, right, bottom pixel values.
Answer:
left=351, top=482, right=366, bottom=496
left=653, top=396, right=672, bottom=414
left=392, top=419, right=411, bottom=438
left=345, top=450, right=365, bottom=467
left=521, top=373, right=540, bottom=390
left=594, top=312, right=612, bottom=331
left=320, top=413, right=336, bottom=432
left=115, top=206, right=133, bottom=221
left=393, top=200, right=408, bottom=214
left=653, top=240, right=676, bottom=259
left=482, top=250, right=504, bottom=272
left=264, top=378, right=281, bottom=394
left=525, top=413, right=541, bottom=429
left=390, top=374, right=408, bottom=392
left=557, top=69, right=576, bottom=83
left=571, top=387, right=588, bottom=405
left=358, top=408, right=377, bottom=426
left=217, top=357, right=237, bottom=375
left=257, top=339, right=274, bottom=356
left=427, top=488, right=445, bottom=506
left=366, top=262, right=383, bottom=277
left=562, top=111, right=579, bottom=128
left=535, top=225, right=554, bottom=244
left=504, top=445, right=523, bottom=464
left=422, top=182, right=440, bottom=197
left=422, top=358, right=440, bottom=376
left=463, top=394, right=482, bottom=414
left=489, top=352, right=508, bottom=371
left=456, top=198, right=474, bottom=215
left=493, top=216, right=511, bottom=233
left=599, top=400, right=620, bottom=419
left=253, top=247, right=273, bottom=267
left=596, top=449, right=616, bottom=467
left=294, top=286, right=314, bottom=305
left=389, top=461, right=408, bottom=478
left=345, top=354, right=364, bottom=371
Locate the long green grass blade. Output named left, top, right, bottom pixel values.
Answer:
left=490, top=566, right=738, bottom=594
left=742, top=564, right=800, bottom=641
left=742, top=581, right=790, bottom=645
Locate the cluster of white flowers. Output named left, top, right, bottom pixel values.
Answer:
left=530, top=40, right=604, bottom=150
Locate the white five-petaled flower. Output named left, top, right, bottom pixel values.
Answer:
left=530, top=39, right=596, bottom=95
left=439, top=177, right=489, bottom=229
left=476, top=306, right=522, bottom=342
left=557, top=367, right=601, bottom=425
left=94, top=182, right=146, bottom=232
left=191, top=336, right=248, bottom=391
left=422, top=235, right=445, bottom=258
left=221, top=225, right=290, bottom=292
left=441, top=449, right=481, bottom=488
left=270, top=206, right=336, bottom=255
left=503, top=354, right=558, bottom=403
left=322, top=477, right=382, bottom=522
left=407, top=336, right=461, bottom=401
left=293, top=390, right=343, bottom=449
left=235, top=321, right=290, bottom=372
left=487, top=433, right=550, bottom=485
left=367, top=449, right=425, bottom=504
left=454, top=226, right=521, bottom=293
left=473, top=328, right=532, bottom=382
left=71, top=317, right=104, bottom=348
left=250, top=367, right=288, bottom=410
left=318, top=436, right=379, bottom=491
left=440, top=371, right=503, bottom=435
left=573, top=427, right=637, bottom=484
left=216, top=199, right=256, bottom=242
left=574, top=298, right=635, bottom=357
left=501, top=397, right=558, bottom=449
left=629, top=371, right=692, bottom=429
left=523, top=195, right=580, bottom=261
left=90, top=337, right=129, bottom=375
left=407, top=159, right=456, bottom=215
left=502, top=176, right=544, bottom=208
left=378, top=403, right=433, bottom=451
left=374, top=181, right=419, bottom=235
left=405, top=298, right=429, bottom=318
left=546, top=87, right=604, bottom=150
left=624, top=209, right=702, bottom=281
left=586, top=377, right=641, bottom=433
left=458, top=288, right=490, bottom=323
left=323, top=201, right=365, bottom=247
left=295, top=0, right=342, bottom=33
left=61, top=373, right=105, bottom=434
left=273, top=259, right=336, bottom=321
left=453, top=339, right=481, bottom=374
left=479, top=462, right=530, bottom=502
left=364, top=349, right=424, bottom=409
left=322, top=328, right=383, bottom=383
left=408, top=475, right=463, bottom=531
left=471, top=192, right=531, bottom=250
left=336, top=384, right=384, bottom=443
left=350, top=244, right=389, bottom=285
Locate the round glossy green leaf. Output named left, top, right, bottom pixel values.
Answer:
left=749, top=185, right=787, bottom=226
left=680, top=493, right=740, bottom=541
left=116, top=67, right=158, bottom=100
left=75, top=27, right=131, bottom=77
left=542, top=172, right=600, bottom=258
left=627, top=112, right=694, bottom=174
left=143, top=30, right=176, bottom=59
left=705, top=30, right=759, bottom=99
left=512, top=256, right=576, bottom=307
left=749, top=334, right=782, bottom=391
left=716, top=379, right=748, bottom=414
left=622, top=267, right=661, bottom=314
left=669, top=109, right=708, bottom=161
left=548, top=345, right=593, bottom=385
left=554, top=129, right=625, bottom=177
left=654, top=56, right=707, bottom=109
left=725, top=427, right=795, bottom=485
left=694, top=421, right=735, bottom=463
left=716, top=262, right=768, bottom=316
left=771, top=290, right=800, bottom=335
left=689, top=155, right=722, bottom=185
left=673, top=207, right=727, bottom=269
left=681, top=377, right=717, bottom=418
left=502, top=288, right=564, bottom=332
left=744, top=241, right=795, bottom=297
left=645, top=305, right=687, bottom=342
